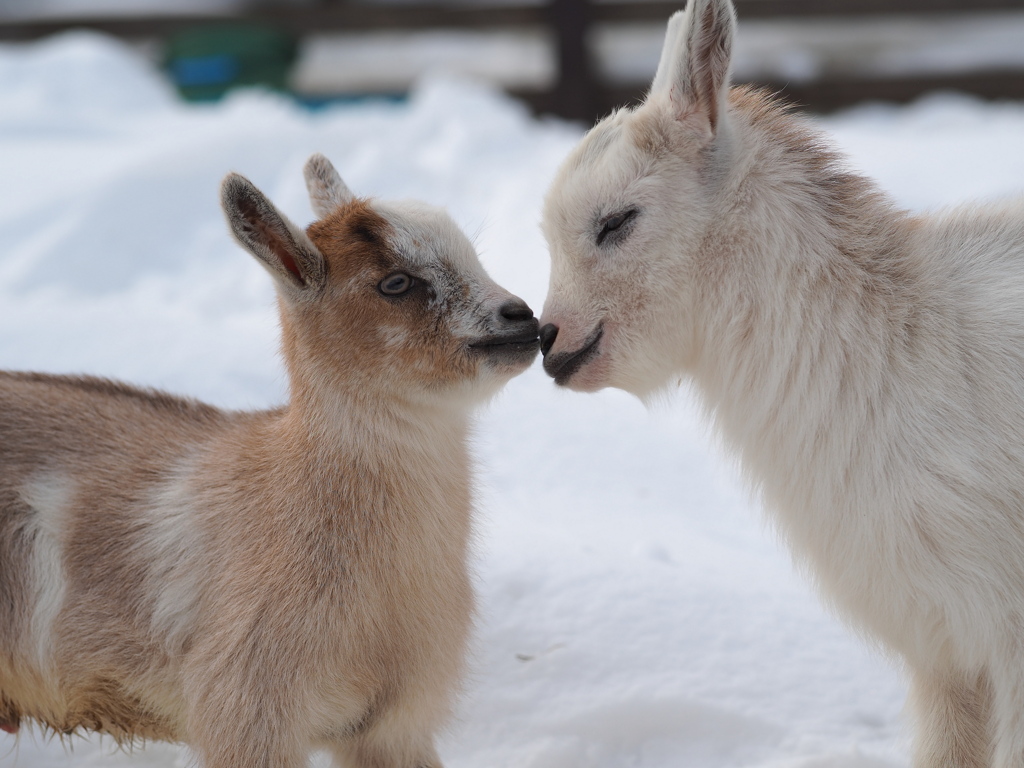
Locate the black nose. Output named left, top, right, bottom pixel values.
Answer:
left=499, top=299, right=534, bottom=322
left=539, top=323, right=558, bottom=357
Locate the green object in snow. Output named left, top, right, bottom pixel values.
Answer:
left=165, top=24, right=298, bottom=101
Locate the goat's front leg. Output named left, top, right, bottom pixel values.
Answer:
left=184, top=648, right=310, bottom=768
left=329, top=728, right=442, bottom=768
left=188, top=698, right=309, bottom=768
left=909, top=665, right=992, bottom=768
left=189, top=702, right=310, bottom=768
left=989, top=645, right=1024, bottom=768
left=193, top=740, right=307, bottom=768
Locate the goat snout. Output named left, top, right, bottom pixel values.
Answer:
left=489, top=297, right=539, bottom=339
left=468, top=297, right=540, bottom=367
left=499, top=298, right=534, bottom=323
left=539, top=323, right=558, bottom=357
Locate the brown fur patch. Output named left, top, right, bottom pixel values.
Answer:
left=58, top=678, right=173, bottom=741
left=0, top=693, right=22, bottom=733
left=293, top=199, right=476, bottom=398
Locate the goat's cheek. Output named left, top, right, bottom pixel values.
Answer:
left=378, top=325, right=415, bottom=352
left=438, top=330, right=475, bottom=383
left=598, top=264, right=651, bottom=328
left=441, top=327, right=478, bottom=384
left=425, top=304, right=476, bottom=380
left=388, top=324, right=469, bottom=386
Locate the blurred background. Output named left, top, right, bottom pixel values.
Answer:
left=0, top=0, right=1022, bottom=123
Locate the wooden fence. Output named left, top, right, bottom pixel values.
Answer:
left=0, top=0, right=1022, bottom=120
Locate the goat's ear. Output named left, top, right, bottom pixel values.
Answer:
left=647, top=0, right=735, bottom=139
left=304, top=153, right=354, bottom=219
left=221, top=173, right=327, bottom=294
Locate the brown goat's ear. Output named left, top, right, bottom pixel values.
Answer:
left=647, top=0, right=735, bottom=138
left=221, top=173, right=326, bottom=294
left=304, top=153, right=354, bottom=219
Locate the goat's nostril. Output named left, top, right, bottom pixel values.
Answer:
left=539, top=324, right=559, bottom=356
left=499, top=299, right=534, bottom=322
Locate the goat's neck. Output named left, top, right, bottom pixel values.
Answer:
left=280, top=374, right=471, bottom=471
left=689, top=101, right=917, bottom=510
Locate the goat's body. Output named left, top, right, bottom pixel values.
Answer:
left=698, top=97, right=1024, bottom=678
left=0, top=371, right=472, bottom=758
left=0, top=153, right=540, bottom=767
left=538, top=1, right=1024, bottom=761
left=691, top=95, right=1024, bottom=765
left=0, top=371, right=228, bottom=741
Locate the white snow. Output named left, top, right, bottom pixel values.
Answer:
left=2, top=30, right=1024, bottom=768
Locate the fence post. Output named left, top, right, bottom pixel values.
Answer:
left=548, top=0, right=596, bottom=122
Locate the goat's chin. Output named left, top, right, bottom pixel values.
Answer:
left=553, top=353, right=610, bottom=393
left=479, top=360, right=537, bottom=390
left=471, top=342, right=540, bottom=379
left=442, top=362, right=534, bottom=405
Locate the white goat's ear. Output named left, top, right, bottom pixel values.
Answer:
left=303, top=152, right=354, bottom=219
left=221, top=173, right=327, bottom=294
left=647, top=0, right=736, bottom=137
left=649, top=10, right=690, bottom=100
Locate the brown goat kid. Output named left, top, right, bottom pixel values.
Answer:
left=0, top=153, right=540, bottom=768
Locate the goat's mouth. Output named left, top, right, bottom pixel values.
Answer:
left=469, top=331, right=541, bottom=362
left=542, top=325, right=603, bottom=386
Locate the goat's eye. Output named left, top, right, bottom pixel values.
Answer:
left=597, top=208, right=638, bottom=245
left=379, top=273, right=414, bottom=296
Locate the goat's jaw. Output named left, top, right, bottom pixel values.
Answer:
left=469, top=331, right=540, bottom=370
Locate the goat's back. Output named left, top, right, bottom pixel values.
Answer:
left=0, top=372, right=236, bottom=740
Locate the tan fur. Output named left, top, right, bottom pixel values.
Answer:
left=0, top=154, right=539, bottom=768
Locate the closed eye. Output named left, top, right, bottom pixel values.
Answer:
left=597, top=208, right=638, bottom=246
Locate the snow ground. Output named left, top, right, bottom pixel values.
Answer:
left=3, top=31, right=1024, bottom=768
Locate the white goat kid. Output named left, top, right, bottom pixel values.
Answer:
left=0, top=153, right=540, bottom=768
left=539, top=1, right=1024, bottom=766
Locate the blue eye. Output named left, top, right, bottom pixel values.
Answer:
left=379, top=273, right=413, bottom=296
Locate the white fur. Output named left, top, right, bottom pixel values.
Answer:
left=539, top=1, right=1024, bottom=765
left=142, top=463, right=205, bottom=657
left=304, top=152, right=355, bottom=218
left=20, top=474, right=71, bottom=671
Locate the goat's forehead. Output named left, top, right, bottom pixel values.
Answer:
left=562, top=108, right=650, bottom=178
left=544, top=117, right=645, bottom=234
left=370, top=199, right=484, bottom=277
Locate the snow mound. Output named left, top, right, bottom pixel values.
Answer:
left=0, top=32, right=176, bottom=122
